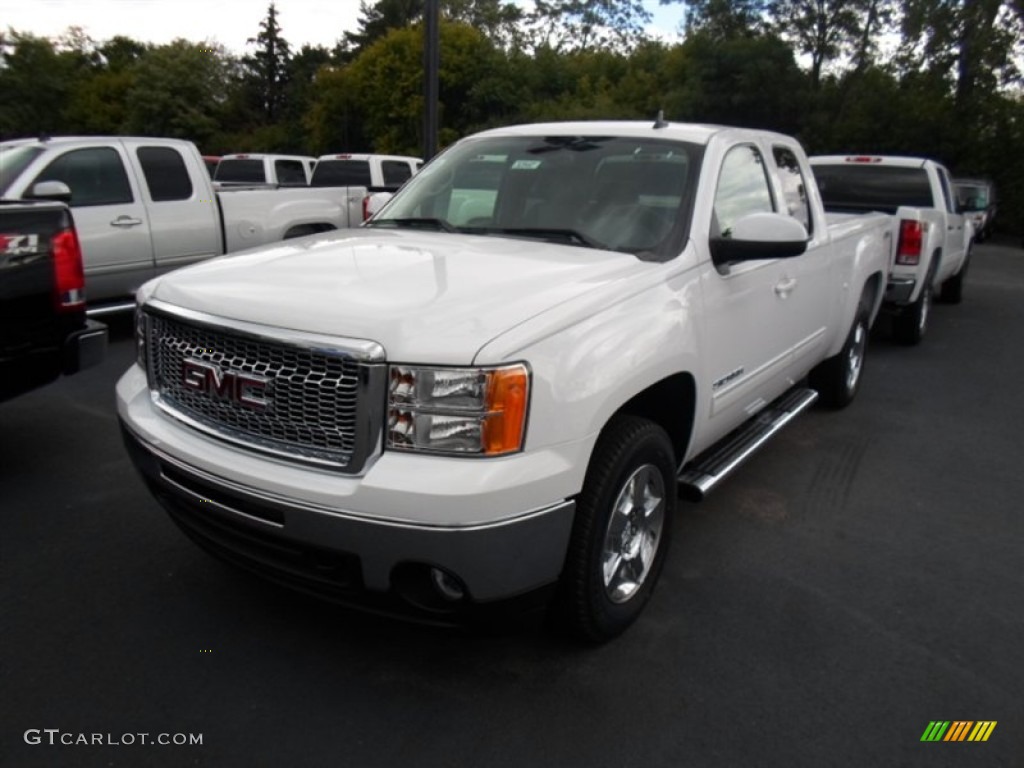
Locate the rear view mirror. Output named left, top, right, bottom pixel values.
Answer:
left=28, top=181, right=72, bottom=204
left=711, top=212, right=808, bottom=264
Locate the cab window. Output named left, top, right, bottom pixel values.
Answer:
left=34, top=147, right=133, bottom=207
left=772, top=146, right=812, bottom=234
left=713, top=145, right=774, bottom=237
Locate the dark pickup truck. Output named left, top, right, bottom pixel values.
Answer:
left=1, top=200, right=107, bottom=402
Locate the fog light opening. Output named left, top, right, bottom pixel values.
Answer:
left=430, top=567, right=466, bottom=602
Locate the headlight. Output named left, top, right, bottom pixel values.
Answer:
left=387, top=363, right=529, bottom=456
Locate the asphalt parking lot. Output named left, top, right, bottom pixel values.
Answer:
left=3, top=242, right=1023, bottom=768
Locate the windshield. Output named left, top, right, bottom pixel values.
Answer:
left=955, top=183, right=989, bottom=208
left=369, top=135, right=702, bottom=260
left=0, top=145, right=44, bottom=196
left=215, top=159, right=266, bottom=183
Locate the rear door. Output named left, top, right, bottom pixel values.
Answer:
left=935, top=165, right=967, bottom=278
left=28, top=142, right=154, bottom=302
left=124, top=141, right=221, bottom=274
left=769, top=142, right=832, bottom=372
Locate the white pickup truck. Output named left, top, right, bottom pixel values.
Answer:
left=0, top=138, right=366, bottom=309
left=311, top=153, right=423, bottom=221
left=810, top=155, right=972, bottom=344
left=213, top=153, right=317, bottom=187
left=118, top=121, right=891, bottom=641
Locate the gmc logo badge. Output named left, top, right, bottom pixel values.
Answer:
left=181, top=358, right=271, bottom=411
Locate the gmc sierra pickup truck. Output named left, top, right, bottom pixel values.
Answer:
left=213, top=153, right=317, bottom=187
left=1, top=200, right=106, bottom=402
left=118, top=121, right=892, bottom=641
left=810, top=155, right=972, bottom=345
left=311, top=153, right=423, bottom=221
left=0, top=137, right=369, bottom=310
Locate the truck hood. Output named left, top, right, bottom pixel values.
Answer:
left=146, top=229, right=642, bottom=363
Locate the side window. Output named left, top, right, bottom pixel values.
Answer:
left=34, top=147, right=133, bottom=207
left=382, top=160, right=412, bottom=187
left=772, top=146, right=812, bottom=234
left=137, top=146, right=193, bottom=202
left=275, top=160, right=308, bottom=186
left=713, top=145, right=774, bottom=237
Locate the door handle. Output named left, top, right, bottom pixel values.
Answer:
left=111, top=216, right=143, bottom=228
left=774, top=277, right=797, bottom=297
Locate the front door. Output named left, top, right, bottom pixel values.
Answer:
left=30, top=143, right=154, bottom=302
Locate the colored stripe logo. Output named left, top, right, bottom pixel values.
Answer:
left=921, top=721, right=997, bottom=742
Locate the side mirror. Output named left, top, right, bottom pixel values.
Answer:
left=711, top=212, right=809, bottom=264
left=28, top=181, right=73, bottom=204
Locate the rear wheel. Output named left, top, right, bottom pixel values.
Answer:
left=809, top=305, right=869, bottom=409
left=554, top=415, right=676, bottom=643
left=893, top=279, right=932, bottom=345
left=939, top=249, right=970, bottom=304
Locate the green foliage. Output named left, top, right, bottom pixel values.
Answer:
left=244, top=3, right=292, bottom=121
left=2, top=5, right=1024, bottom=232
left=122, top=40, right=230, bottom=146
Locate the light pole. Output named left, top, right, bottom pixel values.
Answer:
left=423, top=0, right=440, bottom=160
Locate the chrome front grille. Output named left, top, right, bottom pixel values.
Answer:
left=143, top=302, right=386, bottom=472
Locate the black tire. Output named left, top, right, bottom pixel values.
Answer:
left=553, top=415, right=676, bottom=643
left=809, top=305, right=869, bottom=409
left=939, top=249, right=970, bottom=304
left=892, top=278, right=932, bottom=345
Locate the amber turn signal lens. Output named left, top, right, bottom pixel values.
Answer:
left=482, top=365, right=529, bottom=455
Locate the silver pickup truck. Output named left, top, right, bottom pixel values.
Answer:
left=0, top=137, right=367, bottom=310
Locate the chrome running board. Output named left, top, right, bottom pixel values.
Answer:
left=678, top=387, right=818, bottom=502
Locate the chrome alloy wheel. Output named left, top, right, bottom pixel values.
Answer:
left=845, top=318, right=867, bottom=394
left=601, top=464, right=666, bottom=604
left=918, top=284, right=931, bottom=334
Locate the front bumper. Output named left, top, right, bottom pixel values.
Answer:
left=121, top=424, right=574, bottom=618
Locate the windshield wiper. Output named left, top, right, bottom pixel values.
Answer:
left=368, top=217, right=459, bottom=233
left=478, top=227, right=607, bottom=250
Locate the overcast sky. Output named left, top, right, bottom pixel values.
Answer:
left=1, top=0, right=685, bottom=54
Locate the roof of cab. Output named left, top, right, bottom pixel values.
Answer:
left=467, top=121, right=794, bottom=146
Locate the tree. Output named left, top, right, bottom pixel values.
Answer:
left=340, top=0, right=422, bottom=59
left=527, top=0, right=653, bottom=51
left=244, top=2, right=292, bottom=121
left=766, top=0, right=864, bottom=89
left=669, top=0, right=766, bottom=38
left=123, top=40, right=231, bottom=146
left=0, top=33, right=82, bottom=138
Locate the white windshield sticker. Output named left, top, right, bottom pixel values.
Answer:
left=511, top=160, right=542, bottom=170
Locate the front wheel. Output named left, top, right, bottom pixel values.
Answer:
left=809, top=306, right=869, bottom=409
left=553, top=415, right=676, bottom=643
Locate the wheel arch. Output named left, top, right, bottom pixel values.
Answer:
left=603, top=372, right=696, bottom=471
left=283, top=222, right=337, bottom=239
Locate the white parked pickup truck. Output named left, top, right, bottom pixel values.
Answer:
left=213, top=153, right=317, bottom=187
left=810, top=155, right=972, bottom=345
left=311, top=153, right=423, bottom=221
left=118, top=121, right=892, bottom=641
left=0, top=138, right=366, bottom=308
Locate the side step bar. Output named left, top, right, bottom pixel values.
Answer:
left=87, top=301, right=136, bottom=317
left=677, top=387, right=818, bottom=502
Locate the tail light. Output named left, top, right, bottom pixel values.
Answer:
left=51, top=227, right=86, bottom=312
left=896, top=220, right=924, bottom=266
left=362, top=195, right=371, bottom=221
